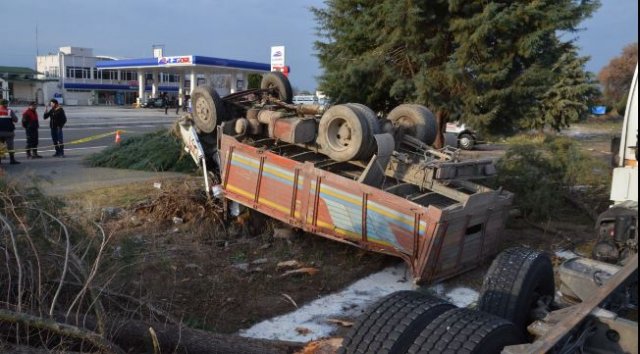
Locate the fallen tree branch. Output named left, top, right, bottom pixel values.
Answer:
left=0, top=308, right=125, bottom=354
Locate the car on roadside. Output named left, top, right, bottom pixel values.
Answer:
left=141, top=97, right=168, bottom=108
left=444, top=121, right=481, bottom=150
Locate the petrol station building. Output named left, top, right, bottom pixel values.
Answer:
left=35, top=46, right=272, bottom=106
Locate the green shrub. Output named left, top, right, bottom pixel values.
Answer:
left=496, top=135, right=610, bottom=221
left=615, top=96, right=628, bottom=116
left=87, top=130, right=196, bottom=173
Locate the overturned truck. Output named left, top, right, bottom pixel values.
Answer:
left=179, top=72, right=512, bottom=285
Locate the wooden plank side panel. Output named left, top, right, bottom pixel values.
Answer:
left=431, top=201, right=510, bottom=278
left=220, top=135, right=514, bottom=286
left=309, top=170, right=426, bottom=257
left=223, top=141, right=303, bottom=223
left=364, top=191, right=422, bottom=256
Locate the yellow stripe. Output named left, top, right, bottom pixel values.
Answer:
left=319, top=184, right=415, bottom=228
left=226, top=184, right=300, bottom=218
left=227, top=184, right=395, bottom=247
left=2, top=130, right=126, bottom=155
left=316, top=220, right=394, bottom=248
left=233, top=153, right=296, bottom=182
left=232, top=154, right=417, bottom=232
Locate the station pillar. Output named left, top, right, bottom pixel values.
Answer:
left=137, top=71, right=144, bottom=106
left=189, top=70, right=196, bottom=95
left=152, top=71, right=159, bottom=98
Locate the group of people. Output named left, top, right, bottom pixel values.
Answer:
left=160, top=92, right=190, bottom=115
left=0, top=98, right=67, bottom=165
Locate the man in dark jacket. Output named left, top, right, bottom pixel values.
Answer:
left=0, top=99, right=20, bottom=164
left=43, top=98, right=67, bottom=157
left=22, top=101, right=42, bottom=158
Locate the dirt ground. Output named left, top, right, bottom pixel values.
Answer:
left=60, top=117, right=621, bottom=339
left=66, top=179, right=394, bottom=335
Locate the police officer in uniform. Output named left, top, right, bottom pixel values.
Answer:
left=0, top=99, right=20, bottom=164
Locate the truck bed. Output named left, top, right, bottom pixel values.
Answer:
left=219, top=134, right=513, bottom=285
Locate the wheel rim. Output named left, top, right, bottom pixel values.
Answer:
left=192, top=94, right=216, bottom=133
left=326, top=117, right=355, bottom=152
left=460, top=136, right=472, bottom=148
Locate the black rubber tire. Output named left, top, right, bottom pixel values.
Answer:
left=478, top=247, right=555, bottom=337
left=191, top=85, right=226, bottom=134
left=346, top=103, right=381, bottom=134
left=387, top=104, right=437, bottom=145
left=260, top=72, right=293, bottom=103
left=345, top=103, right=380, bottom=159
left=338, top=291, right=455, bottom=354
left=408, top=308, right=523, bottom=354
left=318, top=104, right=371, bottom=162
left=459, top=132, right=475, bottom=150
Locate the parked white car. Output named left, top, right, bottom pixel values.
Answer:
left=444, top=122, right=480, bottom=150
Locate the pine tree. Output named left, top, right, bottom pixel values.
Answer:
left=313, top=0, right=600, bottom=141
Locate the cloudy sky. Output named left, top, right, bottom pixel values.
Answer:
left=1, top=0, right=637, bottom=91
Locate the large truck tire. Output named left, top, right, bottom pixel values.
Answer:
left=408, top=308, right=523, bottom=354
left=387, top=104, right=437, bottom=146
left=338, top=291, right=455, bottom=354
left=345, top=103, right=381, bottom=134
left=260, top=72, right=293, bottom=103
left=318, top=104, right=372, bottom=162
left=478, top=247, right=555, bottom=337
left=345, top=103, right=380, bottom=158
left=191, top=85, right=226, bottom=134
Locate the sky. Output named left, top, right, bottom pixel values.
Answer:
left=1, top=0, right=637, bottom=92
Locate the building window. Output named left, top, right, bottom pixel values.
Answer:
left=123, top=71, right=136, bottom=81
left=94, top=69, right=118, bottom=80
left=160, top=73, right=179, bottom=83
left=66, top=66, right=91, bottom=79
left=46, top=67, right=59, bottom=78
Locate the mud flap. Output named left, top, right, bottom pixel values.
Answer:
left=357, top=133, right=395, bottom=187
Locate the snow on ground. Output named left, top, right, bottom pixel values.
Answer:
left=430, top=284, right=479, bottom=308
left=238, top=263, right=480, bottom=342
left=555, top=249, right=580, bottom=260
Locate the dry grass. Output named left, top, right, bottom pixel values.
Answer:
left=59, top=179, right=395, bottom=334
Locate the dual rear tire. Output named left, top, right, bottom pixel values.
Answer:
left=340, top=247, right=554, bottom=353
left=318, top=103, right=437, bottom=162
left=339, top=291, right=523, bottom=354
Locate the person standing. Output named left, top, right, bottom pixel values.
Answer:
left=0, top=99, right=21, bottom=164
left=43, top=98, right=67, bottom=157
left=176, top=93, right=182, bottom=115
left=183, top=94, right=190, bottom=112
left=22, top=101, right=42, bottom=158
left=162, top=92, right=170, bottom=115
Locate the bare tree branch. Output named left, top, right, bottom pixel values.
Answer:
left=0, top=308, right=125, bottom=354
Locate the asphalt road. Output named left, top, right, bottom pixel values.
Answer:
left=2, top=105, right=188, bottom=195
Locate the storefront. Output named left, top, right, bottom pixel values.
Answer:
left=36, top=47, right=271, bottom=106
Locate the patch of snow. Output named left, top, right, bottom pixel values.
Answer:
left=444, top=287, right=479, bottom=307
left=555, top=250, right=579, bottom=260
left=429, top=283, right=479, bottom=307
left=239, top=263, right=484, bottom=342
left=238, top=263, right=413, bottom=342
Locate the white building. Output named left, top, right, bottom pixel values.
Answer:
left=36, top=46, right=271, bottom=106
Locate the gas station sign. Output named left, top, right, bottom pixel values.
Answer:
left=158, top=56, right=193, bottom=66
left=270, top=46, right=285, bottom=71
